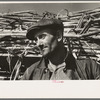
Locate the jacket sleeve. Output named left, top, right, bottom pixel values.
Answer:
left=76, top=58, right=100, bottom=79
left=90, top=59, right=100, bottom=79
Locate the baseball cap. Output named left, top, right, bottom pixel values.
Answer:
left=26, top=19, right=64, bottom=40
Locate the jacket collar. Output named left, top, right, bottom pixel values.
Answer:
left=37, top=51, right=77, bottom=71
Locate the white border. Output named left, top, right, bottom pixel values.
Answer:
left=0, top=80, right=100, bottom=98
left=0, top=1, right=100, bottom=3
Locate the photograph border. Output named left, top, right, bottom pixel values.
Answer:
left=0, top=0, right=100, bottom=99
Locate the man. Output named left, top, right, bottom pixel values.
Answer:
left=21, top=18, right=100, bottom=80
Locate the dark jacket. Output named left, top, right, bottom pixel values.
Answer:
left=21, top=53, right=100, bottom=80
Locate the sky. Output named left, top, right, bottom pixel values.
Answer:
left=0, top=3, right=100, bottom=15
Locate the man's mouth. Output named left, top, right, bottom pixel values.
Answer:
left=44, top=46, right=48, bottom=48
left=43, top=46, right=48, bottom=50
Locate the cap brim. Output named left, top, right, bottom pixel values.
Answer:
left=26, top=27, right=40, bottom=40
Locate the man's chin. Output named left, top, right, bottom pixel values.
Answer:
left=42, top=52, right=50, bottom=58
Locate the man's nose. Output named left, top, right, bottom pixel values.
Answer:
left=36, top=39, right=44, bottom=49
left=36, top=38, right=42, bottom=46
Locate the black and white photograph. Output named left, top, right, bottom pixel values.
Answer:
left=0, top=1, right=100, bottom=98
left=0, top=2, right=100, bottom=80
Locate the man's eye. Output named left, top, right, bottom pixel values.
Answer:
left=39, top=35, right=46, bottom=39
left=34, top=38, right=38, bottom=42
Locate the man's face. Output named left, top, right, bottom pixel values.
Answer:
left=33, top=28, right=58, bottom=57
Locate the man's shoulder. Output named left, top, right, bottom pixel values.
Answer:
left=27, top=57, right=45, bottom=72
left=75, top=57, right=99, bottom=68
left=21, top=59, right=43, bottom=80
left=76, top=57, right=95, bottom=62
left=75, top=57, right=93, bottom=63
left=27, top=60, right=41, bottom=71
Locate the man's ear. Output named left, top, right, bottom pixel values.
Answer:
left=56, top=30, right=63, bottom=42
